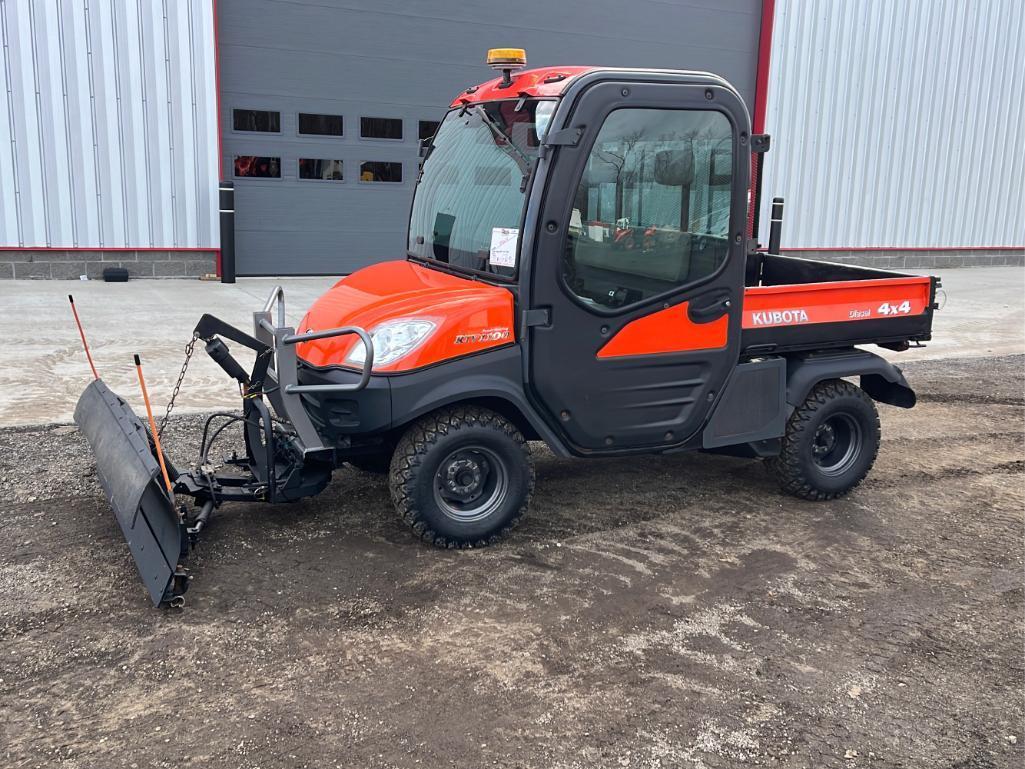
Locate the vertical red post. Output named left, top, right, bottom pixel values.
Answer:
left=212, top=0, right=224, bottom=277
left=748, top=0, right=776, bottom=240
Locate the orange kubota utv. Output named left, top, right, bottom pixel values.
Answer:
left=74, top=50, right=938, bottom=605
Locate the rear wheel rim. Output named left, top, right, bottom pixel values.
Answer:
left=433, top=445, right=509, bottom=523
left=811, top=413, right=862, bottom=476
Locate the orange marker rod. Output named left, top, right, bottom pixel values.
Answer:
left=68, top=294, right=99, bottom=380
left=134, top=354, right=174, bottom=498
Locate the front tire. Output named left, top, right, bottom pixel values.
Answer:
left=389, top=406, right=535, bottom=548
left=769, top=379, right=881, bottom=500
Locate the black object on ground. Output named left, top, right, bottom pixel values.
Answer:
left=102, top=267, right=130, bottom=282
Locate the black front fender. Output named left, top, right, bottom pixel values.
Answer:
left=388, top=346, right=573, bottom=456
left=786, top=350, right=916, bottom=409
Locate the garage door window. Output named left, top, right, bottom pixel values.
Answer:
left=299, top=158, right=343, bottom=180
left=419, top=120, right=440, bottom=141
left=234, top=155, right=281, bottom=178
left=361, top=117, right=403, bottom=140
left=360, top=161, right=402, bottom=183
left=298, top=113, right=343, bottom=136
left=233, top=109, right=280, bottom=133
left=562, top=108, right=733, bottom=309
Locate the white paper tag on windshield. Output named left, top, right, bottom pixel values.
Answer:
left=489, top=227, right=518, bottom=268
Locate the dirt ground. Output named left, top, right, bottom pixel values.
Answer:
left=1, top=355, right=1022, bottom=769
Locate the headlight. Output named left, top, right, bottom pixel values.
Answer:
left=346, top=319, right=436, bottom=369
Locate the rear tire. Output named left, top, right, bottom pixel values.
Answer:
left=389, top=406, right=534, bottom=548
left=769, top=379, right=880, bottom=500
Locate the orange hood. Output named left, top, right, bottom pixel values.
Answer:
left=295, top=260, right=515, bottom=372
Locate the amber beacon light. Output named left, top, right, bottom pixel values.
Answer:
left=487, top=47, right=526, bottom=87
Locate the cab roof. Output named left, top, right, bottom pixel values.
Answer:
left=450, top=66, right=598, bottom=107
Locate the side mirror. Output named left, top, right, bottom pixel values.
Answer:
left=654, top=144, right=694, bottom=187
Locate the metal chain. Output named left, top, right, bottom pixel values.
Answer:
left=158, top=335, right=198, bottom=439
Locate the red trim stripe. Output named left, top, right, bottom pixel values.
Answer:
left=752, top=0, right=775, bottom=137
left=212, top=0, right=224, bottom=277
left=747, top=0, right=775, bottom=238
left=0, top=246, right=217, bottom=252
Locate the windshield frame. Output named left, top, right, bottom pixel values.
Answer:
left=406, top=97, right=557, bottom=283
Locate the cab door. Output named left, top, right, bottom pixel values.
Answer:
left=526, top=78, right=749, bottom=453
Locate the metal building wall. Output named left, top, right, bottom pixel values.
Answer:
left=758, top=0, right=1025, bottom=250
left=0, top=0, right=219, bottom=249
left=218, top=0, right=765, bottom=276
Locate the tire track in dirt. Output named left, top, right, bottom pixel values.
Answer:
left=1, top=356, right=1022, bottom=768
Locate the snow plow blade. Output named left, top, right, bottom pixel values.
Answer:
left=74, top=379, right=187, bottom=606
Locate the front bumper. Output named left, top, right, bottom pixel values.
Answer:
left=296, top=361, right=392, bottom=444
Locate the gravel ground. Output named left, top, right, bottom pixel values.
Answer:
left=1, top=355, right=1022, bottom=768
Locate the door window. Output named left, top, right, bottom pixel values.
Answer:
left=233, top=109, right=280, bottom=133
left=563, top=108, right=733, bottom=309
left=360, top=161, right=402, bottom=183
left=298, top=113, right=343, bottom=136
left=299, top=158, right=343, bottom=180
left=361, top=117, right=403, bottom=140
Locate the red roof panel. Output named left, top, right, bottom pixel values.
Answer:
left=449, top=66, right=598, bottom=107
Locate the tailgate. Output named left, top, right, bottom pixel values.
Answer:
left=741, top=275, right=937, bottom=354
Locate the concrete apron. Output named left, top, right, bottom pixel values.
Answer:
left=2, top=277, right=336, bottom=427
left=1, top=266, right=1022, bottom=428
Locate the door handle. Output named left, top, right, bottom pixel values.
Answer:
left=688, top=295, right=732, bottom=323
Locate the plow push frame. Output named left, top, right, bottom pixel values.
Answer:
left=72, top=287, right=375, bottom=606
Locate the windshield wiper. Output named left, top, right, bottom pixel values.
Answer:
left=468, top=105, right=532, bottom=176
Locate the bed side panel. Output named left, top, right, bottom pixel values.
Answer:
left=741, top=275, right=936, bottom=353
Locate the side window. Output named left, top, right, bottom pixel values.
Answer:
left=562, top=108, right=733, bottom=309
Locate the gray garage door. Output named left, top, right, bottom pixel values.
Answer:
left=218, top=0, right=764, bottom=276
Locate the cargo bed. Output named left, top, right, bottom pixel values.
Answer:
left=741, top=253, right=938, bottom=355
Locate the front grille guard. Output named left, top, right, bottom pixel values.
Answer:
left=254, top=285, right=374, bottom=455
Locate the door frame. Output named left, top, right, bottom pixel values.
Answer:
left=517, top=69, right=753, bottom=455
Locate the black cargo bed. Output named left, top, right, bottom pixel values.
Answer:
left=741, top=253, right=939, bottom=355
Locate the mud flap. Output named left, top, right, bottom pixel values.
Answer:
left=74, top=379, right=187, bottom=606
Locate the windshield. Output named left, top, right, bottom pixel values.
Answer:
left=407, top=99, right=554, bottom=278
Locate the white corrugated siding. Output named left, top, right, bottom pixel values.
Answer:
left=758, top=0, right=1025, bottom=249
left=0, top=0, right=218, bottom=248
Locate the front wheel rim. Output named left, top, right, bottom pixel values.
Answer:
left=433, top=445, right=509, bottom=522
left=811, top=413, right=862, bottom=476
